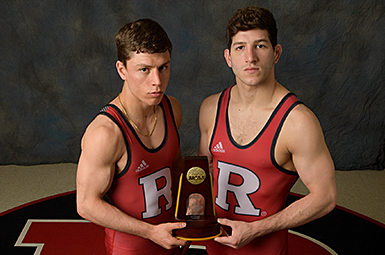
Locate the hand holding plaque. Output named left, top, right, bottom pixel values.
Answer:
left=173, top=156, right=221, bottom=241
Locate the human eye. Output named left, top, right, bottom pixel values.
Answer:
left=256, top=40, right=270, bottom=49
left=159, top=65, right=168, bottom=71
left=139, top=67, right=148, bottom=73
left=235, top=45, right=244, bottom=51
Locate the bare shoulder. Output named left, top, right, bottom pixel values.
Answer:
left=199, top=93, right=221, bottom=130
left=199, top=93, right=221, bottom=117
left=283, top=103, right=327, bottom=154
left=83, top=115, right=120, bottom=144
left=80, top=115, right=124, bottom=165
left=201, top=93, right=221, bottom=108
left=286, top=103, right=322, bottom=131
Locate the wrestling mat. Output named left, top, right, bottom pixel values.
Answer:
left=1, top=191, right=384, bottom=254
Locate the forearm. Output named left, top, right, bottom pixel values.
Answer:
left=77, top=196, right=153, bottom=240
left=78, top=197, right=187, bottom=249
left=250, top=192, right=336, bottom=238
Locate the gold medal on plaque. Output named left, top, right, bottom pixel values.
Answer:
left=186, top=167, right=206, bottom=185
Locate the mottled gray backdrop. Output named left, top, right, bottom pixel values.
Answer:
left=1, top=0, right=384, bottom=170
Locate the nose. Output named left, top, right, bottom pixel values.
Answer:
left=245, top=47, right=257, bottom=63
left=151, top=69, right=161, bottom=86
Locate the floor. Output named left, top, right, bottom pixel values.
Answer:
left=0, top=163, right=384, bottom=225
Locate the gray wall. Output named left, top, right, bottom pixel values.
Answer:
left=1, top=0, right=384, bottom=170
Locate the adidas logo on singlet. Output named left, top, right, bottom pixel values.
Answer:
left=135, top=160, right=149, bottom=172
left=212, top=142, right=225, bottom=153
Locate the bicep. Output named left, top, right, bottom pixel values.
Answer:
left=77, top=151, right=115, bottom=201
left=76, top=122, right=122, bottom=204
left=294, top=142, right=335, bottom=194
left=288, top=108, right=336, bottom=194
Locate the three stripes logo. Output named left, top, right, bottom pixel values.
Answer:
left=135, top=160, right=149, bottom=172
left=212, top=142, right=225, bottom=153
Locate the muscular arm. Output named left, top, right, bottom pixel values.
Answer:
left=215, top=105, right=337, bottom=249
left=76, top=115, right=186, bottom=249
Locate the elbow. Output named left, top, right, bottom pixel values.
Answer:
left=324, top=190, right=338, bottom=215
left=76, top=198, right=92, bottom=221
left=330, top=193, right=338, bottom=212
left=77, top=206, right=86, bottom=219
left=312, top=188, right=338, bottom=218
left=77, top=202, right=87, bottom=220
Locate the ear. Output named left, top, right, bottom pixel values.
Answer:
left=273, top=44, right=282, bottom=64
left=116, top=60, right=127, bottom=80
left=224, top=49, right=232, bottom=68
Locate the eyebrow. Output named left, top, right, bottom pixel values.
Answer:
left=232, top=41, right=245, bottom=47
left=232, top=39, right=269, bottom=47
left=255, top=39, right=270, bottom=44
left=135, top=60, right=171, bottom=68
left=161, top=60, right=171, bottom=66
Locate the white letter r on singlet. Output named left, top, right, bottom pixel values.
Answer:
left=215, top=161, right=261, bottom=216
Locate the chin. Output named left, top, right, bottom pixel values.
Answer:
left=149, top=97, right=163, bottom=106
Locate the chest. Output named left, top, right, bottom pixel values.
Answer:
left=216, top=102, right=294, bottom=172
left=228, top=107, right=272, bottom=146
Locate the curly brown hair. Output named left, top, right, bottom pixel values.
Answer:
left=115, top=19, right=172, bottom=66
left=226, top=6, right=277, bottom=51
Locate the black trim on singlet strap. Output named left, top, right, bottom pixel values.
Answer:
left=98, top=104, right=132, bottom=179
left=98, top=95, right=178, bottom=179
left=163, top=95, right=180, bottom=145
left=226, top=92, right=299, bottom=150
left=270, top=100, right=303, bottom=176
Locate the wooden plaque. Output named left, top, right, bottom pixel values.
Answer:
left=173, top=156, right=221, bottom=241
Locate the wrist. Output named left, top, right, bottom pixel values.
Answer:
left=250, top=217, right=275, bottom=238
left=134, top=221, right=154, bottom=240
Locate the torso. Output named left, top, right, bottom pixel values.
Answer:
left=97, top=96, right=180, bottom=255
left=209, top=84, right=297, bottom=172
left=205, top=85, right=301, bottom=255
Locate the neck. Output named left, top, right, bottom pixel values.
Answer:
left=233, top=80, right=286, bottom=109
left=117, top=92, right=158, bottom=137
left=118, top=88, right=157, bottom=120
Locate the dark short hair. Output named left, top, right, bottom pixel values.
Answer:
left=226, top=6, right=277, bottom=50
left=115, top=19, right=172, bottom=65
